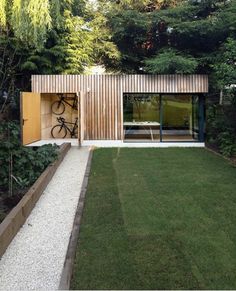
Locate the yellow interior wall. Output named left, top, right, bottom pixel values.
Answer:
left=162, top=96, right=192, bottom=129
left=133, top=99, right=160, bottom=122
left=41, top=93, right=78, bottom=139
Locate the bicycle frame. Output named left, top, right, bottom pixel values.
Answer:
left=58, top=95, right=78, bottom=109
left=59, top=118, right=78, bottom=137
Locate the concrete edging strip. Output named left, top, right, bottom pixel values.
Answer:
left=0, top=143, right=71, bottom=259
left=59, top=148, right=93, bottom=290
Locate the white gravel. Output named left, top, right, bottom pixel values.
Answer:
left=0, top=147, right=90, bottom=291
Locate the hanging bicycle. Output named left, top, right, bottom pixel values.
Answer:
left=51, top=94, right=78, bottom=115
left=51, top=117, right=78, bottom=138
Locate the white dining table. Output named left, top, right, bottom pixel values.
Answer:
left=123, top=121, right=160, bottom=140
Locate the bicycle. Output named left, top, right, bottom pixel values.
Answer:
left=51, top=94, right=78, bottom=115
left=51, top=117, right=78, bottom=138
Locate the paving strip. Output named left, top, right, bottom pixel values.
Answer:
left=0, top=147, right=90, bottom=290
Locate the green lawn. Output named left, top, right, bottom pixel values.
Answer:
left=71, top=148, right=236, bottom=290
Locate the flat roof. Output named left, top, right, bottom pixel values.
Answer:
left=31, top=74, right=208, bottom=94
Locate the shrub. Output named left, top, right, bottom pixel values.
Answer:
left=0, top=121, right=58, bottom=192
left=206, top=103, right=236, bottom=157
left=218, top=131, right=236, bottom=157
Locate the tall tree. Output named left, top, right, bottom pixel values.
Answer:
left=0, top=0, right=121, bottom=95
left=104, top=0, right=236, bottom=78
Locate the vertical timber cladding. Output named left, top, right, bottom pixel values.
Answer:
left=31, top=74, right=208, bottom=140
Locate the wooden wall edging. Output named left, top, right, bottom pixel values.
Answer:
left=58, top=148, right=93, bottom=290
left=0, top=143, right=71, bottom=259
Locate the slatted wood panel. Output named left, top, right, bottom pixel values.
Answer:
left=31, top=74, right=208, bottom=140
left=79, top=92, right=85, bottom=144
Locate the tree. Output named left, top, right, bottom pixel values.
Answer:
left=213, top=38, right=236, bottom=91
left=105, top=0, right=236, bottom=77
left=89, top=12, right=121, bottom=69
left=0, top=0, right=122, bottom=95
left=144, top=48, right=198, bottom=74
left=107, top=9, right=150, bottom=72
left=0, top=0, right=52, bottom=49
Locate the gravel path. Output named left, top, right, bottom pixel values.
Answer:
left=0, top=147, right=90, bottom=290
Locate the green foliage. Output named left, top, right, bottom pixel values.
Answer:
left=0, top=0, right=122, bottom=87
left=21, top=61, right=38, bottom=71
left=0, top=121, right=58, bottom=190
left=144, top=48, right=198, bottom=73
left=0, top=33, right=25, bottom=92
left=218, top=131, right=236, bottom=157
left=11, top=0, right=52, bottom=49
left=62, top=11, right=94, bottom=73
left=104, top=0, right=182, bottom=12
left=108, top=9, right=150, bottom=71
left=0, top=0, right=6, bottom=27
left=89, top=12, right=121, bottom=68
left=213, top=38, right=236, bottom=90
left=106, top=0, right=236, bottom=74
left=206, top=104, right=236, bottom=157
left=50, top=0, right=63, bottom=29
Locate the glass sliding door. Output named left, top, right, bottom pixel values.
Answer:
left=123, top=93, right=202, bottom=142
left=123, top=94, right=160, bottom=141
left=161, top=94, right=199, bottom=142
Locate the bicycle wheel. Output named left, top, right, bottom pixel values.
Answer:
left=51, top=125, right=67, bottom=138
left=51, top=101, right=65, bottom=115
left=72, top=126, right=78, bottom=138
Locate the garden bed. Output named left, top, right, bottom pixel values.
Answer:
left=0, top=188, right=29, bottom=224
left=0, top=143, right=71, bottom=258
left=0, top=122, right=60, bottom=224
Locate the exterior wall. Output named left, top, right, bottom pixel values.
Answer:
left=32, top=75, right=208, bottom=140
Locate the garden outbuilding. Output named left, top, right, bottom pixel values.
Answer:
left=21, top=74, right=208, bottom=146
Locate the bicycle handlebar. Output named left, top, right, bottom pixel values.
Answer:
left=57, top=117, right=65, bottom=123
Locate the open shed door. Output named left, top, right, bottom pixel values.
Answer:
left=79, top=91, right=85, bottom=145
left=21, top=92, right=41, bottom=145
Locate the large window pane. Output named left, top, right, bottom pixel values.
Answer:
left=192, top=96, right=199, bottom=140
left=123, top=94, right=160, bottom=141
left=162, top=95, right=199, bottom=141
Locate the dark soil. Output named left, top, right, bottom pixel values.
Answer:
left=0, top=187, right=28, bottom=224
